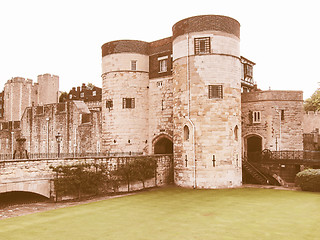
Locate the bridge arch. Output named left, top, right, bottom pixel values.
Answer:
left=152, top=134, right=173, bottom=154
left=0, top=179, right=52, bottom=198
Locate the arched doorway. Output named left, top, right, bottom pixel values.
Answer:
left=154, top=136, right=173, bottom=154
left=246, top=135, right=262, bottom=162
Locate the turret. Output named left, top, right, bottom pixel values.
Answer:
left=101, top=40, right=149, bottom=154
left=172, top=15, right=242, bottom=188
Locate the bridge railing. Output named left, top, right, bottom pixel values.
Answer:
left=0, top=152, right=144, bottom=161
left=261, top=150, right=320, bottom=162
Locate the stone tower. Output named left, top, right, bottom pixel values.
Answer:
left=101, top=40, right=149, bottom=154
left=37, top=74, right=59, bottom=105
left=172, top=15, right=242, bottom=188
left=3, top=77, right=37, bottom=121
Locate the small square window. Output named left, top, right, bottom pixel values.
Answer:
left=81, top=113, right=91, bottom=124
left=157, top=81, right=163, bottom=87
left=195, top=37, right=211, bottom=55
left=80, top=92, right=84, bottom=98
left=106, top=99, right=113, bottom=109
left=92, top=91, right=96, bottom=96
left=123, top=98, right=135, bottom=109
left=131, top=60, right=137, bottom=71
left=252, top=111, right=261, bottom=123
left=36, top=106, right=44, bottom=115
left=208, top=85, right=223, bottom=99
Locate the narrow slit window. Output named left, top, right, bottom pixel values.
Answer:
left=281, top=110, right=285, bottom=121
left=252, top=111, right=261, bottom=123
left=131, top=60, right=137, bottom=71
left=184, top=125, right=190, bottom=141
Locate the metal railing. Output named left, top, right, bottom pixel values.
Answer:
left=0, top=152, right=144, bottom=161
left=262, top=150, right=320, bottom=161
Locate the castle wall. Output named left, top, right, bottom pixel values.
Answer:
left=241, top=90, right=304, bottom=152
left=148, top=76, right=174, bottom=153
left=20, top=101, right=102, bottom=155
left=172, top=15, right=242, bottom=189
left=303, top=111, right=320, bottom=134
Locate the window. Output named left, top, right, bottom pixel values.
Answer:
left=244, top=64, right=253, bottom=78
left=81, top=113, right=91, bottom=124
left=131, top=60, right=137, bottom=71
left=80, top=92, right=84, bottom=98
left=69, top=94, right=73, bottom=99
left=157, top=81, right=163, bottom=87
left=184, top=125, right=190, bottom=141
left=106, top=99, right=113, bottom=109
left=159, top=59, right=167, bottom=72
left=36, top=106, right=44, bottom=115
left=281, top=110, right=285, bottom=121
left=93, top=91, right=96, bottom=96
left=123, top=98, right=135, bottom=109
left=208, top=85, right=223, bottom=99
left=252, top=111, right=261, bottom=123
left=195, top=37, right=211, bottom=55
left=234, top=125, right=239, bottom=141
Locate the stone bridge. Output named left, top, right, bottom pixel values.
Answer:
left=0, top=155, right=173, bottom=199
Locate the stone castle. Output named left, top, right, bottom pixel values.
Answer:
left=0, top=14, right=315, bottom=189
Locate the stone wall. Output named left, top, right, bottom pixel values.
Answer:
left=19, top=101, right=102, bottom=155
left=148, top=76, right=174, bottom=153
left=242, top=90, right=304, bottom=152
left=303, top=111, right=320, bottom=134
left=0, top=155, right=173, bottom=198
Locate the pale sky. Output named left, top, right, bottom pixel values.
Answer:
left=0, top=0, right=319, bottom=99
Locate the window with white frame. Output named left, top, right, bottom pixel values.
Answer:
left=131, top=60, right=137, bottom=71
left=252, top=111, right=261, bottom=123
left=158, top=56, right=168, bottom=73
left=194, top=37, right=211, bottom=55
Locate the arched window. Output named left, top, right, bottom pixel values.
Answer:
left=234, top=125, right=239, bottom=141
left=184, top=125, right=190, bottom=141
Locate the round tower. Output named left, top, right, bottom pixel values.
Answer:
left=172, top=15, right=242, bottom=188
left=101, top=40, right=149, bottom=154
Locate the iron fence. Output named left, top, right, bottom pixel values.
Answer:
left=0, top=151, right=144, bottom=161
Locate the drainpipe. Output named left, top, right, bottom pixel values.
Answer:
left=186, top=34, right=197, bottom=188
left=275, top=108, right=281, bottom=151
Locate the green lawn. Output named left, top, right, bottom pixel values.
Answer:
left=1, top=187, right=320, bottom=240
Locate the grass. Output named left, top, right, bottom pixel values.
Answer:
left=1, top=187, right=320, bottom=240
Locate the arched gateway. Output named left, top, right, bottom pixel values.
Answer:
left=246, top=135, right=262, bottom=162
left=153, top=135, right=173, bottom=154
